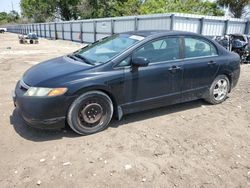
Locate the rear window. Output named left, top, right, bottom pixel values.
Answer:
left=184, top=37, right=218, bottom=58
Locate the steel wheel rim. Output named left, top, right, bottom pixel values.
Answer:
left=213, top=78, right=228, bottom=101
left=78, top=102, right=104, bottom=127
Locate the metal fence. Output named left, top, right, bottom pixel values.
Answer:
left=6, top=13, right=250, bottom=43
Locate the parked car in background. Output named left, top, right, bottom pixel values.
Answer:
left=13, top=30, right=241, bottom=135
left=0, top=28, right=7, bottom=33
left=214, top=34, right=250, bottom=63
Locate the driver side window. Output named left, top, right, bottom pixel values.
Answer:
left=133, top=37, right=180, bottom=63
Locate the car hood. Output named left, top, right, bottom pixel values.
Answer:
left=23, top=56, right=93, bottom=86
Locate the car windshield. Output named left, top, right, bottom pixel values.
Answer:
left=73, top=34, right=143, bottom=65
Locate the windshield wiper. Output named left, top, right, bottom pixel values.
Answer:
left=67, top=54, right=78, bottom=61
left=73, top=54, right=95, bottom=65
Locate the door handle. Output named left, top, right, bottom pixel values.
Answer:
left=168, top=65, right=181, bottom=72
left=208, top=61, right=217, bottom=65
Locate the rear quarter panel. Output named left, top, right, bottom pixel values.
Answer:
left=217, top=52, right=240, bottom=89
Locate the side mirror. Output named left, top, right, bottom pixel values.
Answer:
left=132, top=57, right=149, bottom=67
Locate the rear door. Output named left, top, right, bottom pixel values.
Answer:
left=181, top=37, right=220, bottom=101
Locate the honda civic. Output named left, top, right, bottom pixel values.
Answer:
left=13, top=30, right=241, bottom=135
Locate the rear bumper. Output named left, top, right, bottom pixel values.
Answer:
left=13, top=81, right=76, bottom=130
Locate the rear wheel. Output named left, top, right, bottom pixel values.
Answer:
left=67, top=91, right=113, bottom=135
left=205, top=75, right=230, bottom=104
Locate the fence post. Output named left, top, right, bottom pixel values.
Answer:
left=134, top=17, right=138, bottom=31
left=224, top=20, right=229, bottom=35
left=80, top=22, right=83, bottom=43
left=245, top=21, right=250, bottom=35
left=111, top=19, right=114, bottom=35
left=93, top=21, right=97, bottom=42
left=62, top=23, right=64, bottom=40
left=199, top=17, right=204, bottom=34
left=44, top=24, right=46, bottom=38
left=54, top=23, right=57, bottom=40
left=170, top=14, right=175, bottom=31
left=70, top=22, right=73, bottom=41
left=36, top=24, right=38, bottom=35
left=39, top=24, right=41, bottom=37
left=49, top=24, right=52, bottom=39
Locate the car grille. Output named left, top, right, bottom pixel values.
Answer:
left=19, top=79, right=30, bottom=91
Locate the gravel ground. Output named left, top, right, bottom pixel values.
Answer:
left=0, top=33, right=250, bottom=188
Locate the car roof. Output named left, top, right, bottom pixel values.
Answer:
left=121, top=30, right=201, bottom=37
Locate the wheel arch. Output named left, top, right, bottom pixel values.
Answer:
left=219, top=72, right=233, bottom=92
left=217, top=66, right=233, bottom=93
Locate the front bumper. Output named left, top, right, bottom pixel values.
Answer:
left=13, top=81, right=76, bottom=129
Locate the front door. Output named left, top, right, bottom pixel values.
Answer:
left=121, top=37, right=183, bottom=114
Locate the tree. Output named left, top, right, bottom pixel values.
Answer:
left=20, top=0, right=226, bottom=22
left=8, top=10, right=20, bottom=22
left=139, top=0, right=166, bottom=14
left=217, top=0, right=250, bottom=18
left=115, top=0, right=143, bottom=16
left=76, top=0, right=141, bottom=19
left=21, top=0, right=83, bottom=21
left=0, top=12, right=9, bottom=24
left=0, top=11, right=20, bottom=24
left=140, top=0, right=224, bottom=16
left=20, top=0, right=56, bottom=22
left=56, top=0, right=80, bottom=20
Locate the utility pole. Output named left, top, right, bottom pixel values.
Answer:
left=11, top=1, right=14, bottom=12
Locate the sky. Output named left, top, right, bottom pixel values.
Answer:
left=0, top=0, right=21, bottom=13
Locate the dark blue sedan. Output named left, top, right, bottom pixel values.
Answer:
left=13, top=30, right=241, bottom=135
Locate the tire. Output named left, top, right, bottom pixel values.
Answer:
left=30, top=40, right=33, bottom=44
left=205, top=75, right=230, bottom=104
left=67, top=91, right=113, bottom=135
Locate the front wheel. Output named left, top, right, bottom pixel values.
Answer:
left=67, top=91, right=113, bottom=135
left=205, top=75, right=230, bottom=104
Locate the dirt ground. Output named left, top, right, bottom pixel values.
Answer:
left=0, top=33, right=250, bottom=188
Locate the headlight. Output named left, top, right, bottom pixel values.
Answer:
left=24, top=87, right=67, bottom=97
